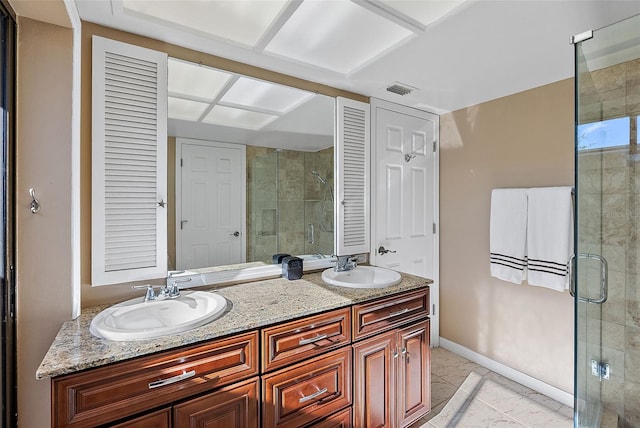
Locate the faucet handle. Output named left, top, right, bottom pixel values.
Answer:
left=131, top=285, right=158, bottom=302
left=166, top=277, right=191, bottom=298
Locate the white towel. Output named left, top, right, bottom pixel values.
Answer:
left=490, top=189, right=528, bottom=284
left=526, top=187, right=573, bottom=291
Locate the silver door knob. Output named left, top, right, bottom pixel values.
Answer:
left=378, top=246, right=396, bottom=255
left=230, top=231, right=240, bottom=237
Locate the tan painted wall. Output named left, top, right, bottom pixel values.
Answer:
left=439, top=79, right=575, bottom=392
left=16, top=17, right=74, bottom=428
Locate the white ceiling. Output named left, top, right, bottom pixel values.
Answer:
left=72, top=0, right=640, bottom=114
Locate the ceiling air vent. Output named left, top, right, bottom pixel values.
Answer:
left=386, top=82, right=416, bottom=96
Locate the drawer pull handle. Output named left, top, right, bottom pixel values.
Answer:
left=389, top=308, right=410, bottom=317
left=299, top=387, right=328, bottom=403
left=299, top=334, right=328, bottom=345
left=148, top=370, right=196, bottom=389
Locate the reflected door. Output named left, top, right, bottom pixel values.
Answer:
left=177, top=141, right=246, bottom=269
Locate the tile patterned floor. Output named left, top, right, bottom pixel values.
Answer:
left=409, top=347, right=574, bottom=428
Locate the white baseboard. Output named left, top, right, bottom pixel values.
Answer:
left=439, top=337, right=574, bottom=408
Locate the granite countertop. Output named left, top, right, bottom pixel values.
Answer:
left=36, top=271, right=431, bottom=379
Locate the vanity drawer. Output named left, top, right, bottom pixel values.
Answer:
left=52, top=331, right=258, bottom=428
left=306, top=407, right=352, bottom=428
left=352, top=288, right=429, bottom=340
left=261, top=307, right=351, bottom=372
left=262, top=347, right=352, bottom=428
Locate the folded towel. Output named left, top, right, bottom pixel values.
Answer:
left=490, top=189, right=528, bottom=284
left=526, top=186, right=573, bottom=291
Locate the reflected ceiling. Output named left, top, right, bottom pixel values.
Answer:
left=168, top=58, right=314, bottom=131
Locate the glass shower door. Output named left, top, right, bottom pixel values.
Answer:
left=574, top=13, right=640, bottom=428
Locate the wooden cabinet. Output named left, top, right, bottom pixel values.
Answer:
left=353, top=320, right=430, bottom=428
left=397, top=320, right=431, bottom=427
left=52, top=331, right=259, bottom=427
left=109, top=408, right=171, bottom=428
left=262, top=347, right=352, bottom=428
left=173, top=377, right=259, bottom=428
left=306, top=407, right=352, bottom=428
left=352, top=288, right=429, bottom=340
left=261, top=308, right=351, bottom=372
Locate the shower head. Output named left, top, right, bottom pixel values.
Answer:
left=311, top=170, right=327, bottom=185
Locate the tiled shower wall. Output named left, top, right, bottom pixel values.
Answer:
left=246, top=146, right=334, bottom=263
left=577, top=57, right=640, bottom=427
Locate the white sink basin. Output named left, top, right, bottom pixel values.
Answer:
left=90, top=291, right=227, bottom=341
left=321, top=266, right=402, bottom=289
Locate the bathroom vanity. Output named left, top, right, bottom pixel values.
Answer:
left=38, top=272, right=431, bottom=427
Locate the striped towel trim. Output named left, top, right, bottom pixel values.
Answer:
left=527, top=258, right=568, bottom=277
left=490, top=253, right=526, bottom=270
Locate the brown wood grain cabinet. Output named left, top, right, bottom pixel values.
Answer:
left=173, top=377, right=260, bottom=428
left=351, top=288, right=431, bottom=428
left=261, top=308, right=351, bottom=372
left=51, top=287, right=430, bottom=428
left=262, top=347, right=352, bottom=428
left=109, top=408, right=171, bottom=428
left=352, top=289, right=429, bottom=341
left=306, top=407, right=352, bottom=427
left=52, top=331, right=259, bottom=427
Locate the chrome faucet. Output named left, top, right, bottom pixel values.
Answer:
left=334, top=255, right=358, bottom=272
left=165, top=271, right=192, bottom=298
left=133, top=272, right=192, bottom=302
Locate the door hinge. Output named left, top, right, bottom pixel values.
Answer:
left=591, top=359, right=610, bottom=380
left=433, top=141, right=437, bottom=152
left=432, top=303, right=436, bottom=316
left=433, top=223, right=436, bottom=234
left=180, top=158, right=183, bottom=167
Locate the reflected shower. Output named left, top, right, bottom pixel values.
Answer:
left=311, top=170, right=327, bottom=185
left=310, top=170, right=334, bottom=232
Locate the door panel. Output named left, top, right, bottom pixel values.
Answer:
left=397, top=320, right=431, bottom=427
left=372, top=100, right=439, bottom=345
left=353, top=330, right=396, bottom=428
left=177, top=140, right=245, bottom=269
left=372, top=105, right=436, bottom=279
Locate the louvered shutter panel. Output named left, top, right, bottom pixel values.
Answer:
left=336, top=97, right=370, bottom=255
left=92, top=36, right=168, bottom=286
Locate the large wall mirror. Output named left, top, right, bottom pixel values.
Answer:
left=166, top=57, right=336, bottom=274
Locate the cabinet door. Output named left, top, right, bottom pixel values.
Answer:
left=397, top=320, right=430, bottom=427
left=336, top=97, right=370, bottom=255
left=173, top=377, right=259, bottom=428
left=353, top=330, right=396, bottom=428
left=91, top=36, right=168, bottom=285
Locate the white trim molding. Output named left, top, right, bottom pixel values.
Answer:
left=439, top=337, right=574, bottom=408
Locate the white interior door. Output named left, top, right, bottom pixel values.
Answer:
left=371, top=99, right=439, bottom=345
left=176, top=139, right=246, bottom=270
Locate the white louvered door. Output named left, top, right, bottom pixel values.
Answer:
left=336, top=97, right=370, bottom=255
left=91, top=36, right=168, bottom=286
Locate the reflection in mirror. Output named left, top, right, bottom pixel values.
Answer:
left=166, top=58, right=335, bottom=272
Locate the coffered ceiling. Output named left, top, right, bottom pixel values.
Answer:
left=20, top=0, right=640, bottom=113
